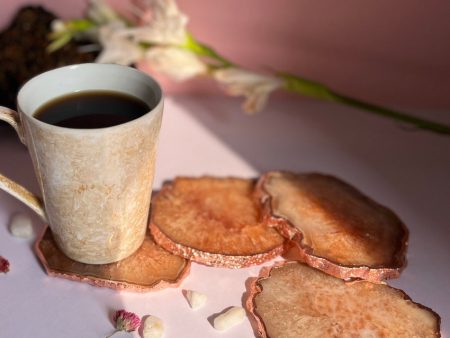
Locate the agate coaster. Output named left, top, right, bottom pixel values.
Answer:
left=35, top=226, right=190, bottom=292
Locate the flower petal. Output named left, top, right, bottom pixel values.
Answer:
left=213, top=68, right=283, bottom=113
left=124, top=0, right=188, bottom=44
left=96, top=21, right=144, bottom=65
left=87, top=0, right=120, bottom=25
left=144, top=47, right=207, bottom=81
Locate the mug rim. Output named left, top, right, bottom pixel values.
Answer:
left=17, top=63, right=164, bottom=132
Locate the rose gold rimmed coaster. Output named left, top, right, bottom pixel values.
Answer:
left=35, top=226, right=190, bottom=292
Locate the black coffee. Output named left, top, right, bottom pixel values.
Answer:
left=34, top=90, right=150, bottom=129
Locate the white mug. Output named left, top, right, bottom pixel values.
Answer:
left=0, top=64, right=163, bottom=264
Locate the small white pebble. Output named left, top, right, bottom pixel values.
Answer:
left=143, top=315, right=164, bottom=338
left=9, top=214, right=33, bottom=239
left=185, top=289, right=208, bottom=310
left=213, top=306, right=246, bottom=331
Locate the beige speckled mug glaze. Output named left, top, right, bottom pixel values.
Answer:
left=0, top=64, right=163, bottom=264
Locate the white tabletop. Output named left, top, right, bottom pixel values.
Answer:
left=0, top=96, right=449, bottom=337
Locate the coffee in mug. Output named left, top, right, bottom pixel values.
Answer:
left=34, top=90, right=151, bottom=129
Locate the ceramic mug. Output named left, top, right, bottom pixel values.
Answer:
left=0, top=64, right=163, bottom=264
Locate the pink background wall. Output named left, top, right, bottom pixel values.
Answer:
left=2, top=0, right=450, bottom=110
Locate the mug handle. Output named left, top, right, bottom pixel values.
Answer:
left=0, top=107, right=47, bottom=221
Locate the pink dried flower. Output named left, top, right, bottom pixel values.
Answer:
left=106, top=309, right=141, bottom=337
left=0, top=256, right=10, bottom=273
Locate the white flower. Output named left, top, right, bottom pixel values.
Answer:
left=87, top=0, right=120, bottom=25
left=96, top=21, right=144, bottom=65
left=144, top=46, right=207, bottom=81
left=125, top=0, right=188, bottom=45
left=213, top=68, right=283, bottom=113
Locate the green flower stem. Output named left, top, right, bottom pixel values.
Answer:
left=66, top=19, right=97, bottom=32
left=47, top=19, right=97, bottom=52
left=182, top=33, right=233, bottom=67
left=104, top=329, right=120, bottom=338
left=280, top=73, right=450, bottom=135
left=182, top=37, right=449, bottom=135
left=47, top=32, right=73, bottom=53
